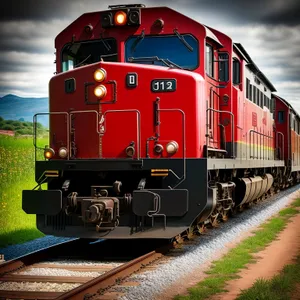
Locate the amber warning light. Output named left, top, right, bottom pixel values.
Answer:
left=114, top=11, right=127, bottom=25
left=44, top=148, right=55, bottom=159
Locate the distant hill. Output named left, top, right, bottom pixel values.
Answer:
left=0, top=94, right=49, bottom=127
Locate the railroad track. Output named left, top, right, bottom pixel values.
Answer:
left=0, top=239, right=170, bottom=300
left=1, top=187, right=297, bottom=300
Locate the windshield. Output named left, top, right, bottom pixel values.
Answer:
left=61, top=38, right=117, bottom=72
left=125, top=34, right=199, bottom=70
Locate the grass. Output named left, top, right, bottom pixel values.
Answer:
left=291, top=198, right=300, bottom=207
left=174, top=198, right=300, bottom=300
left=279, top=207, right=298, bottom=216
left=236, top=199, right=300, bottom=300
left=0, top=135, right=48, bottom=248
left=237, top=255, right=300, bottom=300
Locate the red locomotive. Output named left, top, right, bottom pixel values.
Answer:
left=22, top=4, right=300, bottom=239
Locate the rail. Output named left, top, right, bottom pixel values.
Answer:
left=102, top=109, right=142, bottom=160
left=276, top=131, right=284, bottom=160
left=209, top=88, right=221, bottom=131
left=33, top=112, right=70, bottom=160
left=0, top=239, right=170, bottom=300
left=32, top=109, right=141, bottom=160
left=69, top=110, right=100, bottom=159
left=56, top=250, right=165, bottom=300
left=249, top=129, right=273, bottom=159
left=158, top=108, right=186, bottom=189
left=206, top=108, right=235, bottom=158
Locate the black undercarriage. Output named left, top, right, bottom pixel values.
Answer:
left=23, top=158, right=210, bottom=238
left=22, top=158, right=294, bottom=239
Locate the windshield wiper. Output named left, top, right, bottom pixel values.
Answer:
left=131, top=30, right=145, bottom=53
left=100, top=33, right=111, bottom=52
left=75, top=54, right=91, bottom=67
left=173, top=29, right=193, bottom=52
left=100, top=53, right=118, bottom=61
left=164, top=58, right=183, bottom=69
left=128, top=56, right=183, bottom=69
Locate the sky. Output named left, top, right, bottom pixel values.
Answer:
left=0, top=0, right=299, bottom=112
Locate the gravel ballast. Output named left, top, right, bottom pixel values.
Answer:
left=119, top=186, right=300, bottom=300
left=0, top=281, right=80, bottom=292
left=15, top=267, right=102, bottom=277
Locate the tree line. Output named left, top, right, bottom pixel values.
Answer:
left=0, top=116, right=47, bottom=135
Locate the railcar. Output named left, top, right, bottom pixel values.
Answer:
left=22, top=4, right=300, bottom=239
left=273, top=94, right=300, bottom=182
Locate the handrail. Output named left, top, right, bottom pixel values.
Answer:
left=33, top=112, right=69, bottom=161
left=206, top=108, right=235, bottom=158
left=69, top=110, right=100, bottom=159
left=102, top=109, right=141, bottom=160
left=69, top=110, right=100, bottom=133
left=249, top=129, right=273, bottom=159
left=159, top=108, right=186, bottom=189
left=276, top=131, right=284, bottom=160
left=208, top=88, right=221, bottom=131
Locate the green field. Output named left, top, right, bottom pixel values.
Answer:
left=0, top=135, right=48, bottom=248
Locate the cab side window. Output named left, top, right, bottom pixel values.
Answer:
left=232, top=59, right=241, bottom=85
left=206, top=44, right=214, bottom=77
left=278, top=111, right=284, bottom=124
left=219, top=53, right=229, bottom=82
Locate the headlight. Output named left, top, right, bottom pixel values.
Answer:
left=114, top=11, right=127, bottom=26
left=154, top=144, right=164, bottom=154
left=166, top=141, right=179, bottom=155
left=44, top=148, right=55, bottom=159
left=94, top=85, right=107, bottom=99
left=125, top=145, right=135, bottom=157
left=58, top=147, right=68, bottom=158
left=94, top=68, right=106, bottom=82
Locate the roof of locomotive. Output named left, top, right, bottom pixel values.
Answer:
left=234, top=43, right=276, bottom=92
left=273, top=94, right=300, bottom=120
left=55, top=5, right=202, bottom=42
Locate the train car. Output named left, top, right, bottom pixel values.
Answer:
left=273, top=94, right=300, bottom=183
left=22, top=4, right=295, bottom=239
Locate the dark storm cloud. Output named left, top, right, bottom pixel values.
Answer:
left=0, top=20, right=67, bottom=54
left=229, top=0, right=300, bottom=26
left=1, top=0, right=298, bottom=26
left=0, top=0, right=147, bottom=21
left=262, top=2, right=300, bottom=26
left=0, top=34, right=51, bottom=54
left=243, top=24, right=300, bottom=83
left=0, top=0, right=299, bottom=108
left=0, top=0, right=73, bottom=20
left=155, top=0, right=300, bottom=26
left=0, top=51, right=54, bottom=72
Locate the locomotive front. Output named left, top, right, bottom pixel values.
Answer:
left=22, top=5, right=213, bottom=239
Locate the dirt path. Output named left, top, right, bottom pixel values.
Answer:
left=291, top=283, right=300, bottom=299
left=157, top=204, right=300, bottom=300
left=210, top=212, right=300, bottom=300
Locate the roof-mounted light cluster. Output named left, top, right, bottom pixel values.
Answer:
left=101, top=6, right=143, bottom=28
